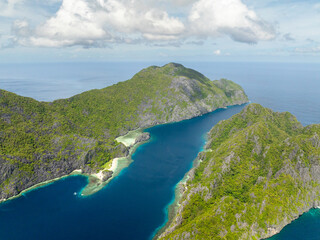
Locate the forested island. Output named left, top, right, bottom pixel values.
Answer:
left=158, top=104, right=320, bottom=240
left=0, top=63, right=248, bottom=201
left=2, top=63, right=319, bottom=240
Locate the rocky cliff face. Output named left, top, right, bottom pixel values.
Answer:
left=159, top=104, right=320, bottom=240
left=135, top=66, right=248, bottom=128
left=0, top=63, right=248, bottom=200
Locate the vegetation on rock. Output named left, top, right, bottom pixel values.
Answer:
left=159, top=103, right=320, bottom=240
left=0, top=63, right=248, bottom=200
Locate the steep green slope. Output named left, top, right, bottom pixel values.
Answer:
left=0, top=63, right=248, bottom=200
left=159, top=104, right=320, bottom=240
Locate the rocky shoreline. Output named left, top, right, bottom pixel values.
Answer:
left=81, top=130, right=151, bottom=196
left=157, top=104, right=320, bottom=240
left=155, top=148, right=206, bottom=239
left=0, top=130, right=151, bottom=204
left=0, top=63, right=248, bottom=205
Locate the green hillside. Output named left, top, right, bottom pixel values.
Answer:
left=159, top=104, right=320, bottom=240
left=0, top=63, right=248, bottom=200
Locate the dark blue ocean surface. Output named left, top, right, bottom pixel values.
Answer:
left=0, top=62, right=320, bottom=240
left=186, top=62, right=320, bottom=126
left=267, top=209, right=320, bottom=240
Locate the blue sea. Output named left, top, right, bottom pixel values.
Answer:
left=0, top=62, right=319, bottom=240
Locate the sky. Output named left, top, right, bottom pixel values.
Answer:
left=0, top=0, right=319, bottom=63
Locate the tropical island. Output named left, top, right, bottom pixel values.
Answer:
left=158, top=103, right=320, bottom=240
left=0, top=63, right=248, bottom=202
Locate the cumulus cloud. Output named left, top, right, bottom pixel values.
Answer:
left=14, top=0, right=185, bottom=47
left=11, top=0, right=275, bottom=47
left=188, top=0, right=276, bottom=44
left=30, top=0, right=112, bottom=47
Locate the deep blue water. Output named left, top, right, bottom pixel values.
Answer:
left=0, top=105, right=246, bottom=239
left=188, top=62, right=320, bottom=126
left=268, top=209, right=320, bottom=240
left=0, top=62, right=320, bottom=240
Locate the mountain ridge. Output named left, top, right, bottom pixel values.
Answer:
left=0, top=63, right=249, bottom=201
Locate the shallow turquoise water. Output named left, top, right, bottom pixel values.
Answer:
left=0, top=62, right=320, bottom=239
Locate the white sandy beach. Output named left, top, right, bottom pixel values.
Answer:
left=115, top=129, right=144, bottom=147
left=0, top=129, right=149, bottom=203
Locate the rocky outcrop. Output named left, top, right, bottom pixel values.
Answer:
left=134, top=132, right=151, bottom=145
left=136, top=75, right=248, bottom=128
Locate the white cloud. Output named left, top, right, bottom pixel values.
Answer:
left=13, top=0, right=186, bottom=47
left=10, top=0, right=275, bottom=47
left=101, top=1, right=185, bottom=40
left=31, top=0, right=110, bottom=47
left=294, top=46, right=320, bottom=54
left=188, top=0, right=276, bottom=43
left=213, top=49, right=221, bottom=55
